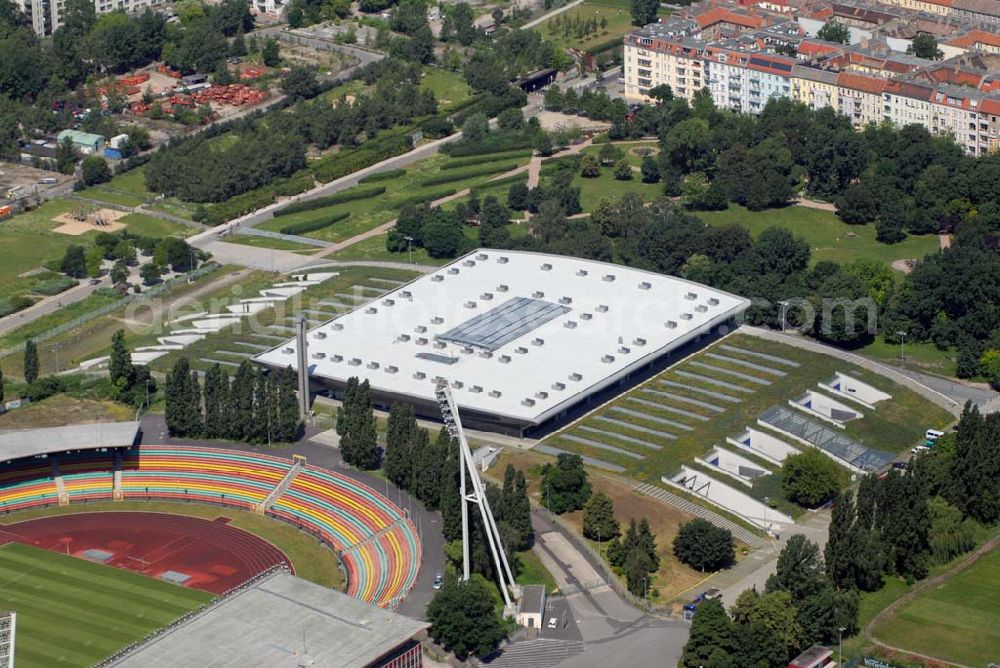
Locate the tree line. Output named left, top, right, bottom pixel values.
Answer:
left=165, top=358, right=302, bottom=444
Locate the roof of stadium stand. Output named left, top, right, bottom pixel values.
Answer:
left=255, top=250, right=750, bottom=426
left=110, top=572, right=428, bottom=668
left=0, top=421, right=140, bottom=461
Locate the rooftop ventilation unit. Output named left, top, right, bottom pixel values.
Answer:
left=314, top=332, right=327, bottom=340
left=464, top=301, right=477, bottom=309
left=540, top=263, right=552, bottom=271
left=463, top=260, right=476, bottom=267
left=432, top=275, right=444, bottom=282
left=397, top=334, right=411, bottom=342
left=349, top=358, right=362, bottom=366
left=499, top=354, right=512, bottom=363
left=580, top=313, right=593, bottom=321
left=332, top=354, right=344, bottom=362
left=521, top=398, right=536, bottom=406
left=434, top=376, right=447, bottom=385
left=470, top=385, right=483, bottom=393
left=480, top=293, right=493, bottom=300
left=282, top=347, right=293, bottom=354
left=666, top=320, right=677, bottom=329
left=532, top=338, right=545, bottom=346
left=680, top=313, right=693, bottom=320
left=312, top=352, right=326, bottom=359
left=639, top=281, right=652, bottom=290
left=576, top=269, right=588, bottom=277
left=489, top=390, right=502, bottom=398
left=452, top=380, right=464, bottom=389
left=685, top=292, right=697, bottom=300
left=415, top=325, right=427, bottom=333
left=448, top=268, right=460, bottom=275
left=366, top=361, right=380, bottom=370
left=696, top=304, right=708, bottom=312
left=434, top=341, right=447, bottom=349
left=596, top=304, right=609, bottom=313
left=432, top=316, right=444, bottom=324
left=497, top=284, right=509, bottom=292
left=332, top=323, right=344, bottom=331
left=552, top=382, right=566, bottom=391
left=535, top=391, right=549, bottom=400
left=476, top=253, right=488, bottom=260
left=400, top=290, right=412, bottom=298
left=497, top=256, right=509, bottom=264
left=532, top=291, right=545, bottom=298
left=569, top=372, right=583, bottom=381
left=385, top=365, right=398, bottom=374
left=413, top=371, right=426, bottom=380
left=564, top=320, right=577, bottom=329
left=365, top=307, right=377, bottom=314
left=559, top=296, right=572, bottom=305
left=602, top=354, right=616, bottom=363
left=618, top=346, right=631, bottom=354
left=479, top=351, right=493, bottom=359
left=416, top=337, right=428, bottom=345
left=633, top=337, right=647, bottom=346
left=515, top=347, right=528, bottom=354
left=462, top=346, right=475, bottom=354
left=708, top=297, right=719, bottom=306
left=383, top=299, right=395, bottom=306
left=602, top=274, right=616, bottom=282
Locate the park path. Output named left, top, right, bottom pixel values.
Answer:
left=520, top=0, right=587, bottom=29
left=792, top=196, right=837, bottom=212
left=939, top=233, right=952, bottom=249
left=865, top=533, right=1000, bottom=668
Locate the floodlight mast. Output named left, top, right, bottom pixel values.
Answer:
left=435, top=381, right=516, bottom=607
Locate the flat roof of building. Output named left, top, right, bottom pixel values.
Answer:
left=110, top=572, right=427, bottom=668
left=255, top=250, right=749, bottom=427
left=0, top=421, right=140, bottom=462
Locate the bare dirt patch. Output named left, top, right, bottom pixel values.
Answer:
left=891, top=259, right=916, bottom=274
left=53, top=206, right=128, bottom=235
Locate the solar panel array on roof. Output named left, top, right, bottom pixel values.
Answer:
left=437, top=297, right=570, bottom=352
left=759, top=405, right=894, bottom=472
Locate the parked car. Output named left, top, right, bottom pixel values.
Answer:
left=432, top=573, right=443, bottom=590
left=547, top=617, right=559, bottom=629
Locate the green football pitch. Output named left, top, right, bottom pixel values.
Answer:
left=0, top=542, right=213, bottom=667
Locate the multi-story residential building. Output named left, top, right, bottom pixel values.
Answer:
left=623, top=20, right=705, bottom=101
left=792, top=64, right=841, bottom=109
left=950, top=0, right=1000, bottom=26
left=882, top=79, right=935, bottom=127
left=19, top=0, right=154, bottom=35
left=704, top=45, right=795, bottom=112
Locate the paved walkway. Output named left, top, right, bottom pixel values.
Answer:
left=521, top=0, right=586, bottom=29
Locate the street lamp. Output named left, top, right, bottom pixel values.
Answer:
left=838, top=626, right=846, bottom=667
left=763, top=496, right=769, bottom=537
left=404, top=235, right=414, bottom=264
left=896, top=330, right=907, bottom=367
left=779, top=301, right=790, bottom=333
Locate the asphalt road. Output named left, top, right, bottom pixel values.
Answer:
left=0, top=275, right=110, bottom=337
left=137, top=414, right=446, bottom=620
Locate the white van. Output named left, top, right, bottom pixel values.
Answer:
left=925, top=429, right=944, bottom=441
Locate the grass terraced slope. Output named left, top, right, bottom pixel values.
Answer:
left=0, top=542, right=212, bottom=667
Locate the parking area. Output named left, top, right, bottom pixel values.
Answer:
left=0, top=162, right=73, bottom=203
left=541, top=595, right=582, bottom=641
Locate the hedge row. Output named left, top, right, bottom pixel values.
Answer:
left=271, top=172, right=316, bottom=197
left=0, top=296, right=35, bottom=318
left=388, top=188, right=457, bottom=209
left=441, top=149, right=533, bottom=170
left=311, top=133, right=413, bottom=183
left=274, top=185, right=387, bottom=217
left=359, top=168, right=406, bottom=184
left=201, top=188, right=276, bottom=226
left=420, top=163, right=517, bottom=188
left=443, top=139, right=534, bottom=158
left=33, top=276, right=78, bottom=296
left=279, top=211, right=350, bottom=235
left=471, top=173, right=528, bottom=195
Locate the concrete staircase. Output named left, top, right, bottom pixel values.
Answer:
left=51, top=460, right=68, bottom=506
left=485, top=638, right=586, bottom=668
left=633, top=482, right=764, bottom=548
left=113, top=450, right=124, bottom=501
left=255, top=457, right=305, bottom=514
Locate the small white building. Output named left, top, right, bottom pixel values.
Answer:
left=516, top=585, right=547, bottom=629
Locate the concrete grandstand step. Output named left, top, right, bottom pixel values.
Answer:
left=318, top=299, right=352, bottom=309
left=249, top=334, right=288, bottom=342
left=674, top=370, right=756, bottom=394
left=632, top=482, right=763, bottom=548
left=230, top=341, right=271, bottom=351
left=199, top=358, right=240, bottom=368
left=214, top=349, right=254, bottom=359
left=658, top=379, right=741, bottom=404
left=486, top=638, right=586, bottom=668
left=358, top=285, right=389, bottom=294
left=592, top=415, right=677, bottom=440
left=560, top=435, right=645, bottom=460
left=640, top=388, right=726, bottom=413
left=627, top=397, right=709, bottom=422
left=367, top=277, right=406, bottom=287
left=534, top=445, right=625, bottom=472
left=335, top=292, right=372, bottom=302
left=719, top=344, right=800, bottom=367
left=578, top=425, right=662, bottom=450
left=609, top=406, right=693, bottom=432
left=688, top=361, right=772, bottom=386
left=704, top=352, right=786, bottom=377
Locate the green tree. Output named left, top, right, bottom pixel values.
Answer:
left=0, top=368, right=4, bottom=403
left=730, top=588, right=803, bottom=665
left=580, top=153, right=600, bottom=178
left=640, top=155, right=660, bottom=183
left=340, top=378, right=379, bottom=469
left=673, top=519, right=735, bottom=571
left=613, top=158, right=633, bottom=181
left=461, top=113, right=489, bottom=142
left=781, top=448, right=844, bottom=508
left=499, top=465, right=533, bottom=550
left=479, top=196, right=511, bottom=248
left=261, top=38, right=280, bottom=67
left=421, top=219, right=464, bottom=258
left=630, top=0, right=658, bottom=26
left=682, top=598, right=735, bottom=667
left=907, top=32, right=942, bottom=59
left=202, top=363, right=228, bottom=439
left=60, top=245, right=87, bottom=278
left=541, top=452, right=591, bottom=513
left=507, top=182, right=529, bottom=210
left=582, top=491, right=619, bottom=542
left=427, top=576, right=506, bottom=660
left=384, top=402, right=416, bottom=489
left=280, top=65, right=318, bottom=100
left=529, top=198, right=567, bottom=244
left=598, top=142, right=622, bottom=166
left=23, top=339, right=38, bottom=384
left=140, top=262, right=163, bottom=286
left=108, top=329, right=134, bottom=395
left=766, top=534, right=827, bottom=601
left=81, top=156, right=111, bottom=185
left=164, top=357, right=202, bottom=437
left=55, top=137, right=79, bottom=174
left=817, top=21, right=850, bottom=44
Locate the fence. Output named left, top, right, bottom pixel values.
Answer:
left=0, top=262, right=221, bottom=360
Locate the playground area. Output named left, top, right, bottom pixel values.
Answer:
left=52, top=205, right=128, bottom=235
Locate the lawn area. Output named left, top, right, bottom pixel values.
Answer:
left=0, top=501, right=344, bottom=590
left=0, top=288, right=122, bottom=351
left=873, top=544, right=1000, bottom=667
left=420, top=67, right=473, bottom=110
left=0, top=199, right=89, bottom=301
left=223, top=233, right=320, bottom=252
left=695, top=205, right=941, bottom=268
left=571, top=159, right=663, bottom=212
left=534, top=0, right=667, bottom=51
left=541, top=333, right=953, bottom=509
left=81, top=167, right=155, bottom=208
left=0, top=542, right=212, bottom=667
left=330, top=233, right=451, bottom=265
left=859, top=335, right=957, bottom=378
left=515, top=549, right=559, bottom=594
left=0, top=395, right=134, bottom=429
left=119, top=213, right=197, bottom=238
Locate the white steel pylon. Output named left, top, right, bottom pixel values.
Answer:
left=434, top=381, right=517, bottom=607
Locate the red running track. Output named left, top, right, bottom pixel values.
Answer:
left=0, top=512, right=292, bottom=594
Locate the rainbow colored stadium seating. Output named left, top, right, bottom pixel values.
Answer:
left=0, top=446, right=421, bottom=608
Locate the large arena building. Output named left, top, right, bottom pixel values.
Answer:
left=255, top=250, right=750, bottom=435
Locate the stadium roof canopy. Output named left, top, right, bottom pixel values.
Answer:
left=111, top=572, right=428, bottom=668
left=255, top=250, right=750, bottom=434
left=0, top=421, right=140, bottom=462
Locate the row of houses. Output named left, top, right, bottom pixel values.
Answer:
left=623, top=10, right=1000, bottom=154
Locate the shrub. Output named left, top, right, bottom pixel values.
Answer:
left=22, top=376, right=66, bottom=402
left=673, top=519, right=735, bottom=572
left=0, top=296, right=35, bottom=318
left=359, top=168, right=406, bottom=184
left=782, top=449, right=844, bottom=508
left=274, top=186, right=387, bottom=217
left=279, top=212, right=350, bottom=235
left=33, top=276, right=78, bottom=296
left=310, top=134, right=413, bottom=183
left=443, top=139, right=534, bottom=158
left=420, top=163, right=517, bottom=187
left=441, top=150, right=532, bottom=170
left=271, top=172, right=315, bottom=197
left=387, top=188, right=457, bottom=209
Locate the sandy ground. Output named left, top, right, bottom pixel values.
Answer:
left=52, top=207, right=128, bottom=235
